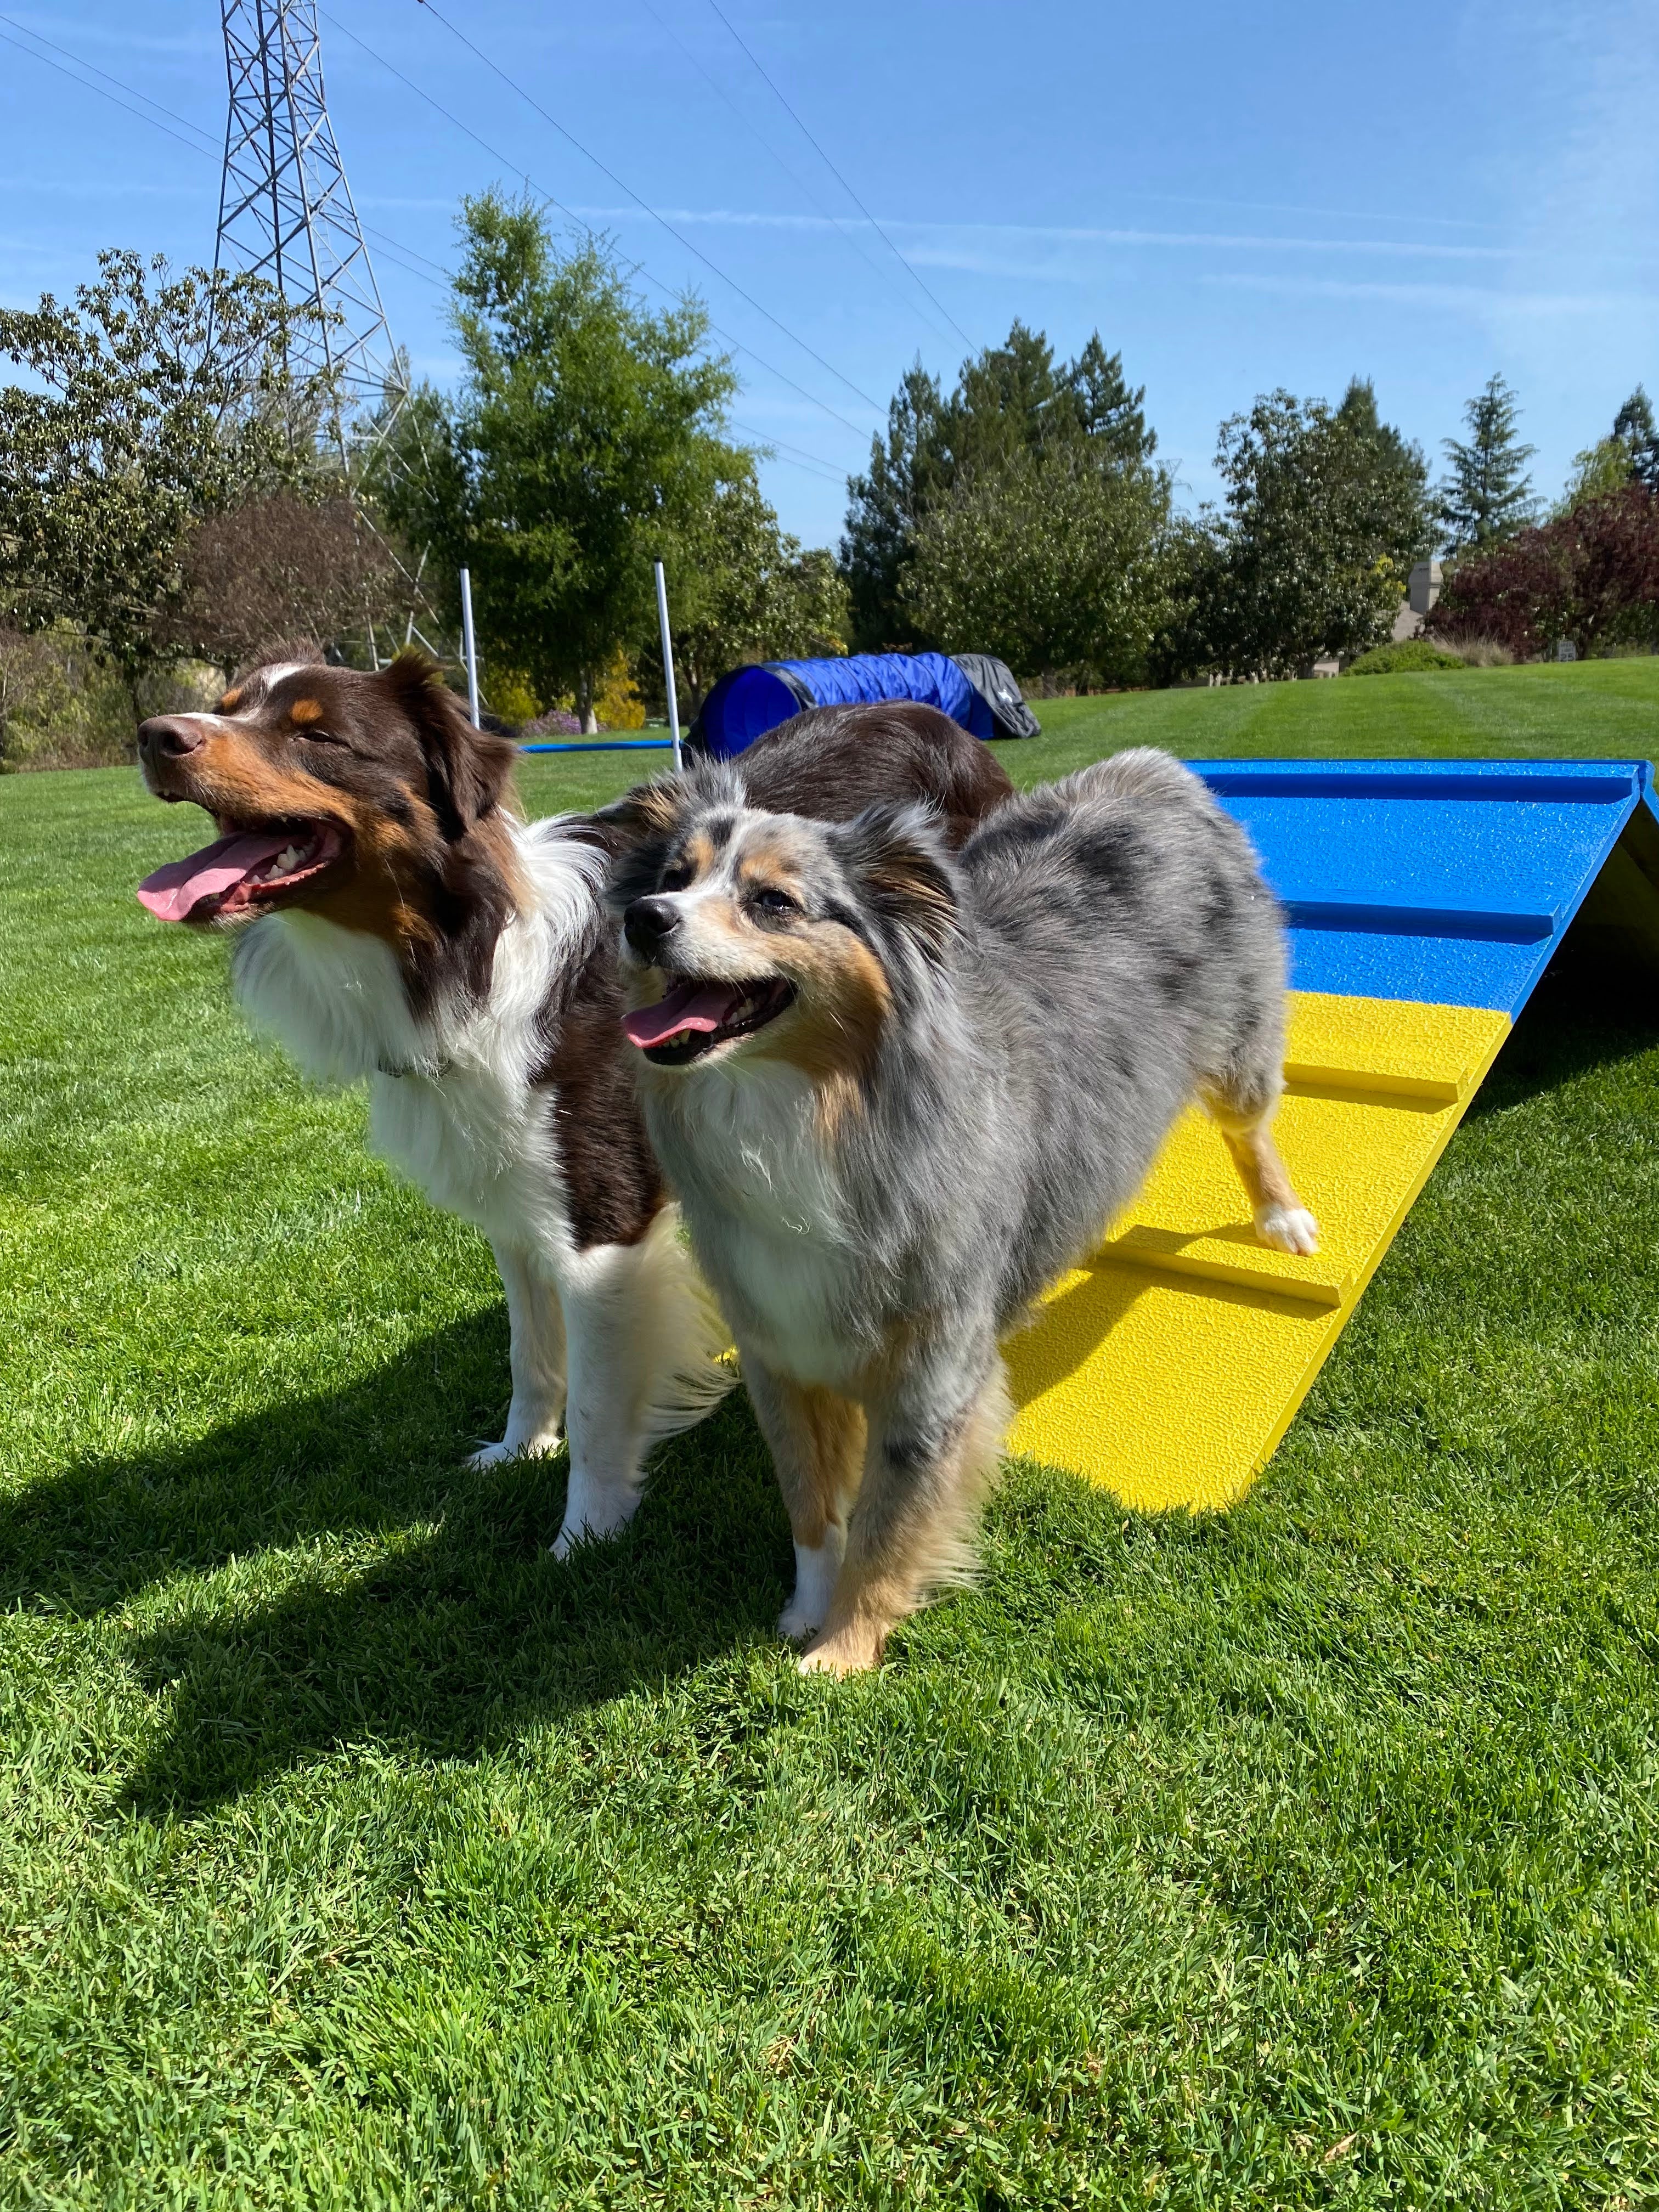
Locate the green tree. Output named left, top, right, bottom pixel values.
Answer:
left=900, top=444, right=1173, bottom=687
left=840, top=324, right=1158, bottom=651
left=1611, top=386, right=1659, bottom=494
left=375, top=194, right=738, bottom=731
left=0, top=251, right=319, bottom=682
left=653, top=469, right=847, bottom=710
left=838, top=364, right=949, bottom=652
left=1561, top=437, right=1635, bottom=513
left=1166, top=388, right=1430, bottom=681
left=1437, top=373, right=1536, bottom=552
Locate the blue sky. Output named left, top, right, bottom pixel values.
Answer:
left=3, top=1, right=1656, bottom=550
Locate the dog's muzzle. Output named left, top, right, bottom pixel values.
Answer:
left=624, top=895, right=680, bottom=958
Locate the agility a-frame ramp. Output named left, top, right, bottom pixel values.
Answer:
left=1006, top=758, right=1659, bottom=1512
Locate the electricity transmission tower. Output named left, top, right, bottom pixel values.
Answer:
left=214, top=1, right=443, bottom=660
left=215, top=0, right=405, bottom=455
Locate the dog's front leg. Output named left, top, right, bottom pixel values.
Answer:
left=799, top=1349, right=1010, bottom=1678
left=552, top=1243, right=658, bottom=1556
left=466, top=1242, right=567, bottom=1469
left=742, top=1357, right=865, bottom=1642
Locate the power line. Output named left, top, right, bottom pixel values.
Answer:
left=2, top=9, right=865, bottom=498
left=316, top=5, right=872, bottom=441
left=0, top=21, right=219, bottom=163
left=634, top=0, right=959, bottom=352
left=728, top=419, right=847, bottom=484
left=0, top=14, right=452, bottom=298
left=409, top=0, right=884, bottom=414
left=700, top=0, right=973, bottom=352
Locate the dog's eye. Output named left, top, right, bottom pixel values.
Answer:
left=297, top=726, right=344, bottom=746
left=751, top=885, right=799, bottom=917
left=660, top=863, right=693, bottom=892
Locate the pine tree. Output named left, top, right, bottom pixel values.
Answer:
left=1612, top=386, right=1659, bottom=494
left=839, top=326, right=1158, bottom=649
left=1067, top=335, right=1156, bottom=467
left=1437, top=374, right=1537, bottom=552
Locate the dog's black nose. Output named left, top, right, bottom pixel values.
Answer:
left=624, top=896, right=680, bottom=956
left=137, top=715, right=205, bottom=760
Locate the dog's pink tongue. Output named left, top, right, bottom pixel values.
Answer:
left=622, top=979, right=744, bottom=1048
left=137, top=831, right=295, bottom=922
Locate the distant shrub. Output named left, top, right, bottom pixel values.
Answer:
left=521, top=706, right=581, bottom=738
left=1434, top=634, right=1515, bottom=668
left=1426, top=482, right=1659, bottom=658
left=0, top=623, right=222, bottom=770
left=485, top=670, right=541, bottom=725
left=1, top=623, right=133, bottom=770
left=592, top=647, right=646, bottom=731
left=1343, top=639, right=1468, bottom=676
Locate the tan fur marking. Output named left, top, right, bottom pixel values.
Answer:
left=217, top=687, right=244, bottom=712
left=761, top=1378, right=866, bottom=1550
left=867, top=851, right=954, bottom=935
left=148, top=721, right=526, bottom=957
left=800, top=1363, right=1011, bottom=1677
left=625, top=781, right=681, bottom=838
left=761, top=930, right=891, bottom=1094
left=1205, top=1088, right=1305, bottom=1219
left=289, top=698, right=325, bottom=725
left=734, top=836, right=807, bottom=907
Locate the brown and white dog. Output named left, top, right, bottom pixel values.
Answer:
left=135, top=654, right=1013, bottom=1553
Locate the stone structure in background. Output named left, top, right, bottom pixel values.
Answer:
left=1391, top=560, right=1444, bottom=643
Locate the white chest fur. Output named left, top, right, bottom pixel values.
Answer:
left=658, top=1064, right=871, bottom=1389
left=230, top=821, right=606, bottom=1262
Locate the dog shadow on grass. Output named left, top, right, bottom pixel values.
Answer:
left=2, top=1316, right=795, bottom=1814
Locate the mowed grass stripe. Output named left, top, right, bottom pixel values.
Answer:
left=1, top=660, right=1657, bottom=2207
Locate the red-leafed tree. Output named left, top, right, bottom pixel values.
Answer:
left=1426, top=481, right=1659, bottom=658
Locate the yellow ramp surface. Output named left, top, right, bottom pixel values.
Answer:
left=1004, top=992, right=1511, bottom=1512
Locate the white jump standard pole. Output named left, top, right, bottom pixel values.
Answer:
left=459, top=565, right=481, bottom=728
left=654, top=558, right=684, bottom=772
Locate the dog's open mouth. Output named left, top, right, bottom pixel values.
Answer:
left=137, top=819, right=347, bottom=923
left=621, top=975, right=797, bottom=1065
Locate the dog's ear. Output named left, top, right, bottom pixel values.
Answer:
left=590, top=775, right=686, bottom=853
left=593, top=756, right=746, bottom=844
left=595, top=758, right=747, bottom=904
left=383, top=650, right=517, bottom=839
left=832, top=802, right=960, bottom=964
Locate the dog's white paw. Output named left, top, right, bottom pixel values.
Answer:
left=777, top=1593, right=823, bottom=1641
left=778, top=1532, right=845, bottom=1643
left=465, top=1432, right=562, bottom=1472
left=550, top=1480, right=643, bottom=1560
left=1256, top=1204, right=1321, bottom=1256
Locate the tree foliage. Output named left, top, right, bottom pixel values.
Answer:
left=1436, top=373, right=1536, bottom=552
left=1160, top=384, right=1430, bottom=680
left=662, top=471, right=848, bottom=710
left=899, top=447, right=1173, bottom=687
left=840, top=323, right=1156, bottom=650
left=1613, top=386, right=1659, bottom=493
left=154, top=492, right=401, bottom=678
left=373, top=195, right=738, bottom=731
left=0, top=251, right=321, bottom=679
left=1426, top=481, right=1659, bottom=659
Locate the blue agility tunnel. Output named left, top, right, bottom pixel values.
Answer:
left=690, top=650, right=1040, bottom=760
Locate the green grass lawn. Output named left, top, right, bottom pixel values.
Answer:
left=3, top=664, right=1658, bottom=2208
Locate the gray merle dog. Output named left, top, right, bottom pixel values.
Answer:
left=611, top=748, right=1319, bottom=1675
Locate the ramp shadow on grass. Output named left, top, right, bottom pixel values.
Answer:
left=2, top=1318, right=792, bottom=1813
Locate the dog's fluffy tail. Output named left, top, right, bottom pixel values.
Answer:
left=1058, top=746, right=1208, bottom=809
left=909, top=1359, right=1014, bottom=1601
left=634, top=1204, right=740, bottom=1444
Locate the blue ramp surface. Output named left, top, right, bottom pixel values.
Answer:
left=1193, top=758, right=1659, bottom=1014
